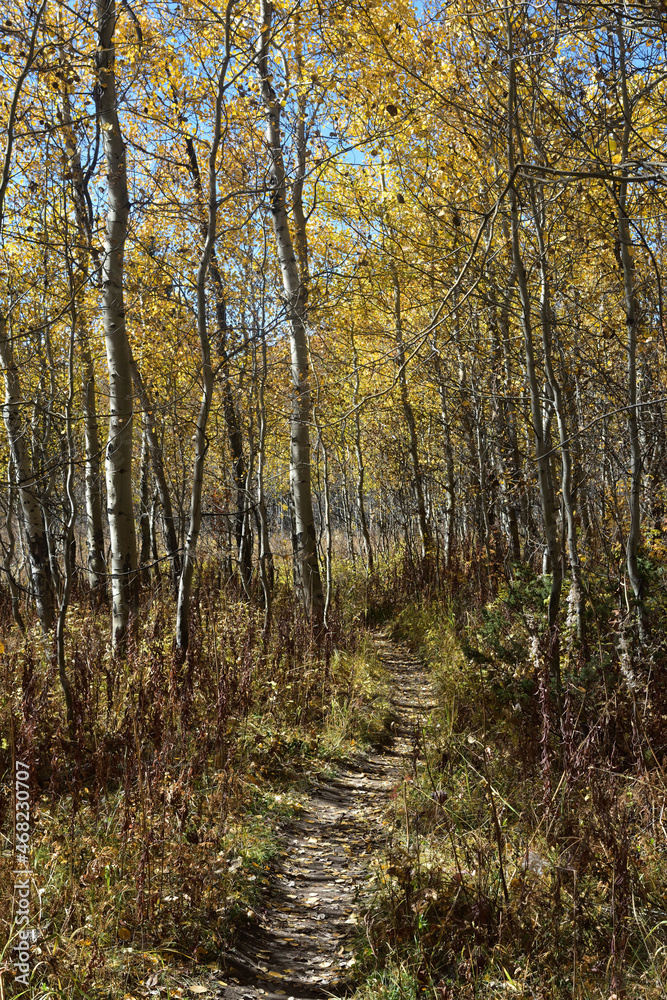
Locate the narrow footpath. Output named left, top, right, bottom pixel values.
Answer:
left=211, top=632, right=438, bottom=1000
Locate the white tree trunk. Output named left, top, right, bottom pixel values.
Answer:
left=351, top=329, right=374, bottom=573
left=185, top=137, right=252, bottom=586
left=96, top=0, right=138, bottom=648
left=176, top=0, right=236, bottom=651
left=506, top=12, right=561, bottom=641
left=2, top=459, right=26, bottom=632
left=391, top=264, right=431, bottom=559
left=255, top=333, right=274, bottom=635
left=0, top=2, right=52, bottom=630
left=616, top=18, right=644, bottom=638
left=61, top=77, right=107, bottom=596
left=139, top=422, right=152, bottom=585
left=130, top=352, right=181, bottom=589
left=0, top=318, right=55, bottom=630
left=256, top=0, right=324, bottom=620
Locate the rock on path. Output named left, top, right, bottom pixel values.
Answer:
left=211, top=633, right=437, bottom=1000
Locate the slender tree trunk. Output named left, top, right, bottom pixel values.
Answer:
left=175, top=324, right=214, bottom=650
left=255, top=333, right=274, bottom=636
left=351, top=329, right=374, bottom=573
left=31, top=324, right=62, bottom=597
left=61, top=73, right=107, bottom=596
left=150, top=488, right=162, bottom=583
left=431, top=348, right=456, bottom=567
left=56, top=289, right=78, bottom=733
left=238, top=392, right=255, bottom=600
left=129, top=353, right=181, bottom=589
left=487, top=273, right=522, bottom=562
left=80, top=329, right=108, bottom=596
left=615, top=17, right=644, bottom=637
left=529, top=185, right=585, bottom=643
left=96, top=0, right=138, bottom=649
left=506, top=12, right=561, bottom=644
left=256, top=0, right=324, bottom=622
left=184, top=137, right=251, bottom=586
left=475, top=409, right=493, bottom=564
left=315, top=421, right=333, bottom=625
left=2, top=459, right=26, bottom=633
left=339, top=454, right=356, bottom=567
left=503, top=21, right=562, bottom=716
left=390, top=263, right=431, bottom=559
left=0, top=4, right=51, bottom=628
left=176, top=2, right=236, bottom=651
left=139, top=423, right=152, bottom=585
left=0, top=318, right=55, bottom=631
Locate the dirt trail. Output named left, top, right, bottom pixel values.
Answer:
left=212, top=633, right=437, bottom=1000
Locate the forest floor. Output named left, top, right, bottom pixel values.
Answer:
left=5, top=566, right=666, bottom=998
left=194, top=631, right=435, bottom=1000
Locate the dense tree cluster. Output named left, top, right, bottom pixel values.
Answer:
left=2, top=0, right=667, bottom=692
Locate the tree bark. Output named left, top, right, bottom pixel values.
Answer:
left=390, top=263, right=431, bottom=559
left=255, top=332, right=274, bottom=636
left=55, top=287, right=78, bottom=733
left=176, top=1, right=237, bottom=651
left=528, top=183, right=585, bottom=643
left=314, top=419, right=333, bottom=625
left=2, top=459, right=26, bottom=632
left=96, top=0, right=138, bottom=649
left=61, top=71, right=107, bottom=596
left=139, top=422, right=152, bottom=585
left=256, top=0, right=324, bottom=622
left=184, top=136, right=251, bottom=586
left=506, top=11, right=562, bottom=651
left=615, top=16, right=644, bottom=637
left=487, top=269, right=522, bottom=562
left=129, top=352, right=181, bottom=589
left=0, top=318, right=55, bottom=631
left=351, top=329, right=374, bottom=573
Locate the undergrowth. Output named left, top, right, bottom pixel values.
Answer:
left=0, top=566, right=387, bottom=998
left=351, top=552, right=667, bottom=1000
left=5, top=545, right=667, bottom=999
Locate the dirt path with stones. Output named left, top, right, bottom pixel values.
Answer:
left=211, top=632, right=437, bottom=1000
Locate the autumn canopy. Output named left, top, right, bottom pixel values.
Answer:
left=1, top=0, right=666, bottom=673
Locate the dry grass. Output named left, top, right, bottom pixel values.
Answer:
left=0, top=570, right=389, bottom=998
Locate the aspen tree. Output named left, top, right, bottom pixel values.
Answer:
left=0, top=317, right=56, bottom=630
left=615, top=15, right=645, bottom=637
left=256, top=0, right=324, bottom=621
left=96, top=0, right=138, bottom=648
left=351, top=326, right=374, bottom=573
left=0, top=1, right=55, bottom=632
left=60, top=59, right=107, bottom=597
left=390, top=262, right=432, bottom=560
left=505, top=8, right=562, bottom=652
left=176, top=0, right=238, bottom=651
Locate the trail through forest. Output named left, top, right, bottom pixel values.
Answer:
left=207, top=633, right=436, bottom=1000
